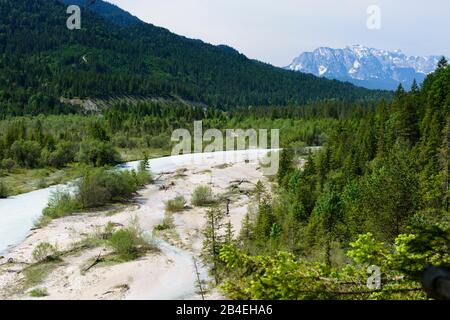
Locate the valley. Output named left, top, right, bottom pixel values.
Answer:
left=0, top=150, right=271, bottom=300
left=0, top=0, right=449, bottom=302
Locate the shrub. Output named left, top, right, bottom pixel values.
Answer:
left=32, top=242, right=58, bottom=263
left=136, top=160, right=152, bottom=186
left=108, top=229, right=137, bottom=260
left=10, top=140, right=42, bottom=168
left=191, top=186, right=215, bottom=207
left=104, top=171, right=137, bottom=202
left=29, top=288, right=48, bottom=298
left=108, top=216, right=155, bottom=261
left=1, top=158, right=16, bottom=171
left=76, top=169, right=111, bottom=208
left=42, top=190, right=79, bottom=220
left=45, top=142, right=77, bottom=168
left=0, top=179, right=8, bottom=198
left=41, top=167, right=153, bottom=223
left=77, top=140, right=120, bottom=167
left=165, top=195, right=187, bottom=212
left=76, top=169, right=140, bottom=208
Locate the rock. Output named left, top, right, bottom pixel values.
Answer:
left=7, top=258, right=14, bottom=264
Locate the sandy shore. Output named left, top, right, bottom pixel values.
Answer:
left=0, top=153, right=268, bottom=300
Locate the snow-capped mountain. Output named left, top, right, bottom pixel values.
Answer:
left=286, top=45, right=442, bottom=90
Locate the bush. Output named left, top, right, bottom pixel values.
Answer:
left=165, top=195, right=187, bottom=212
left=113, top=134, right=138, bottom=149
left=32, top=242, right=58, bottom=263
left=76, top=168, right=143, bottom=208
left=41, top=167, right=153, bottom=223
left=0, top=179, right=8, bottom=198
left=77, top=140, right=121, bottom=167
left=76, top=169, right=111, bottom=208
left=108, top=221, right=152, bottom=261
left=1, top=158, right=16, bottom=171
left=191, top=186, right=215, bottom=207
left=45, top=142, right=77, bottom=168
left=10, top=140, right=42, bottom=168
left=29, top=288, right=48, bottom=298
left=136, top=160, right=152, bottom=186
left=108, top=229, right=137, bottom=260
left=42, top=190, right=80, bottom=220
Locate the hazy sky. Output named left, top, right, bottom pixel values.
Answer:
left=108, top=0, right=449, bottom=67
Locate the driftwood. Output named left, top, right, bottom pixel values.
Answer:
left=83, top=253, right=103, bottom=273
left=154, top=171, right=174, bottom=182
left=230, top=179, right=253, bottom=186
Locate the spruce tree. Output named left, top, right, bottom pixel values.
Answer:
left=202, top=207, right=225, bottom=285
left=437, top=56, right=448, bottom=69
left=411, top=79, right=419, bottom=94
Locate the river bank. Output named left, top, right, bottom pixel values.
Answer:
left=0, top=150, right=271, bottom=300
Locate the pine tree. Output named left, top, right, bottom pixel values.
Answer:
left=253, top=180, right=266, bottom=206
left=437, top=56, right=448, bottom=69
left=239, top=212, right=253, bottom=244
left=202, top=207, right=225, bottom=285
left=224, top=221, right=235, bottom=245
left=310, top=186, right=343, bottom=267
left=411, top=79, right=419, bottom=94
left=277, top=148, right=293, bottom=186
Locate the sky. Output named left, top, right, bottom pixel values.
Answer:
left=108, top=0, right=450, bottom=67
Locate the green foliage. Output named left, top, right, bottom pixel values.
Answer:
left=77, top=140, right=120, bottom=167
left=41, top=167, right=151, bottom=222
left=32, top=242, right=58, bottom=263
left=108, top=229, right=139, bottom=261
left=347, top=233, right=388, bottom=266
left=192, top=186, right=215, bottom=207
left=165, top=195, right=187, bottom=213
left=218, top=63, right=450, bottom=300
left=0, top=179, right=8, bottom=198
left=28, top=288, right=49, bottom=298
left=42, top=190, right=80, bottom=221
left=108, top=220, right=154, bottom=261
left=277, top=149, right=293, bottom=185
left=202, top=207, right=226, bottom=284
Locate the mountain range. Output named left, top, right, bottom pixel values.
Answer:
left=286, top=45, right=442, bottom=90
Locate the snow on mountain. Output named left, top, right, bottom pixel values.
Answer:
left=286, top=45, right=442, bottom=90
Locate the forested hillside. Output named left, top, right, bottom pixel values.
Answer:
left=0, top=0, right=390, bottom=117
left=215, top=60, right=450, bottom=299
left=60, top=0, right=141, bottom=26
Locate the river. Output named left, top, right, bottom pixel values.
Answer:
left=0, top=149, right=272, bottom=255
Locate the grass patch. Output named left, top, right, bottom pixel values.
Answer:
left=107, top=217, right=157, bottom=262
left=0, top=164, right=90, bottom=197
left=118, top=148, right=170, bottom=162
left=191, top=186, right=216, bottom=207
left=165, top=195, right=187, bottom=213
left=22, top=259, right=62, bottom=289
left=29, top=288, right=48, bottom=298
left=32, top=242, right=59, bottom=263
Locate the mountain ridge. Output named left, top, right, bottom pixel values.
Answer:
left=0, top=0, right=391, bottom=116
left=286, top=45, right=443, bottom=90
left=60, top=0, right=142, bottom=26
